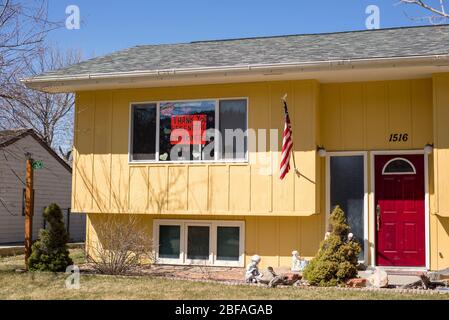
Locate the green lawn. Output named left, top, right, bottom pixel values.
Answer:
left=0, top=250, right=448, bottom=300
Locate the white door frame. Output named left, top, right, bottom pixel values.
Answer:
left=325, top=151, right=369, bottom=264
left=370, top=150, right=430, bottom=270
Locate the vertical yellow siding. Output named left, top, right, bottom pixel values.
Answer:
left=432, top=74, right=449, bottom=270
left=320, top=79, right=433, bottom=151
left=187, top=166, right=208, bottom=213
left=110, top=92, right=130, bottom=213
left=92, top=92, right=112, bottom=212
left=320, top=79, right=436, bottom=268
left=148, top=166, right=168, bottom=213
left=73, top=92, right=95, bottom=211
left=85, top=213, right=323, bottom=269
left=78, top=76, right=449, bottom=270
left=73, top=80, right=320, bottom=217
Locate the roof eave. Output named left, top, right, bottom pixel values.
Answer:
left=21, top=54, right=449, bottom=93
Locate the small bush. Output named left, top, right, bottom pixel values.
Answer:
left=28, top=204, right=73, bottom=272
left=303, top=206, right=361, bottom=286
left=87, top=215, right=156, bottom=275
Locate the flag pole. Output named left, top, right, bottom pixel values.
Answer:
left=281, top=94, right=300, bottom=177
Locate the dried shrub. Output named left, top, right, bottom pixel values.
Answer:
left=87, top=215, right=156, bottom=275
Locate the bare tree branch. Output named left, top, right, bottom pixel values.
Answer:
left=0, top=45, right=82, bottom=160
left=399, top=0, right=449, bottom=23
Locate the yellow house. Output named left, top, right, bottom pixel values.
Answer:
left=24, top=25, right=449, bottom=271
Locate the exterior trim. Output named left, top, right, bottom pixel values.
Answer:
left=382, top=157, right=417, bottom=175
left=153, top=219, right=245, bottom=267
left=22, top=54, right=449, bottom=85
left=128, top=97, right=249, bottom=165
left=325, top=151, right=369, bottom=264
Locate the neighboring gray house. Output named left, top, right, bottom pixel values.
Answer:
left=0, top=129, right=85, bottom=244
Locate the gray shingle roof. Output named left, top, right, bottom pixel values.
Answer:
left=0, top=128, right=31, bottom=146
left=34, top=25, right=449, bottom=78
left=0, top=128, right=72, bottom=171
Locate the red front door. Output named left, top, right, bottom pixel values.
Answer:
left=375, top=154, right=425, bottom=267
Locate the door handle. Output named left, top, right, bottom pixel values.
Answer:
left=376, top=204, right=381, bottom=232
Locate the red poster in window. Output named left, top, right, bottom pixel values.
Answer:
left=171, top=114, right=207, bottom=145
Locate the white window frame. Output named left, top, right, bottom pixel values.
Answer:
left=184, top=221, right=214, bottom=265
left=129, top=97, right=249, bottom=164
left=153, top=220, right=184, bottom=265
left=153, top=219, right=245, bottom=267
left=325, top=151, right=369, bottom=264
left=382, top=157, right=417, bottom=175
left=214, top=222, right=245, bottom=267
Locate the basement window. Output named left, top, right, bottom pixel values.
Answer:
left=153, top=220, right=245, bottom=267
left=130, top=98, right=248, bottom=163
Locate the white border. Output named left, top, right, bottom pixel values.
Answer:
left=153, top=219, right=245, bottom=267
left=325, top=151, right=369, bottom=264
left=382, top=157, right=417, bottom=175
left=369, top=150, right=429, bottom=270
left=128, top=97, right=249, bottom=164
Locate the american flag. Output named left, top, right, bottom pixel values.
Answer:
left=280, top=97, right=293, bottom=180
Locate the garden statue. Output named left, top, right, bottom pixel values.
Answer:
left=291, top=250, right=309, bottom=272
left=348, top=233, right=354, bottom=242
left=291, top=251, right=302, bottom=272
left=324, top=232, right=331, bottom=240
left=245, top=255, right=263, bottom=283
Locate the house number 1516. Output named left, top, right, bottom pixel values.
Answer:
left=389, top=133, right=408, bottom=142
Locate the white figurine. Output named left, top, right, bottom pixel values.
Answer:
left=291, top=250, right=302, bottom=272
left=325, top=232, right=331, bottom=240
left=291, top=250, right=309, bottom=272
left=245, top=255, right=263, bottom=283
left=348, top=233, right=354, bottom=242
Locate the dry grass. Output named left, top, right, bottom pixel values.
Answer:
left=1, top=250, right=448, bottom=300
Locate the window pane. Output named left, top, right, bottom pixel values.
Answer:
left=217, top=227, right=240, bottom=261
left=159, top=225, right=180, bottom=259
left=187, top=226, right=210, bottom=260
left=159, top=101, right=215, bottom=162
left=383, top=159, right=415, bottom=174
left=330, top=156, right=365, bottom=260
left=219, top=99, right=247, bottom=160
left=131, top=104, right=156, bottom=161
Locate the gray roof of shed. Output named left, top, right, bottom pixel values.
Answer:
left=0, top=129, right=72, bottom=172
left=32, top=24, right=449, bottom=78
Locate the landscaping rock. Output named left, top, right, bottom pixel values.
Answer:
left=282, top=272, right=301, bottom=285
left=428, top=268, right=449, bottom=282
left=294, top=279, right=311, bottom=287
left=367, top=268, right=389, bottom=288
left=346, top=278, right=368, bottom=288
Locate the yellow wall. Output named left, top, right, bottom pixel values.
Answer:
left=86, top=213, right=323, bottom=269
left=73, top=80, right=320, bottom=217
left=77, top=77, right=449, bottom=270
left=320, top=80, right=433, bottom=151
left=432, top=74, right=449, bottom=270
left=320, top=79, right=439, bottom=269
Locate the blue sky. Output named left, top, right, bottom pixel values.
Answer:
left=47, top=0, right=440, bottom=58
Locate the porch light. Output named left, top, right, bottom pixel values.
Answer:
left=424, top=143, right=434, bottom=155
left=317, top=146, right=327, bottom=158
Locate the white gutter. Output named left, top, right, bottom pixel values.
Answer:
left=21, top=54, right=449, bottom=91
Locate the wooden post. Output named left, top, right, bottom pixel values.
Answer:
left=24, top=156, right=34, bottom=270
